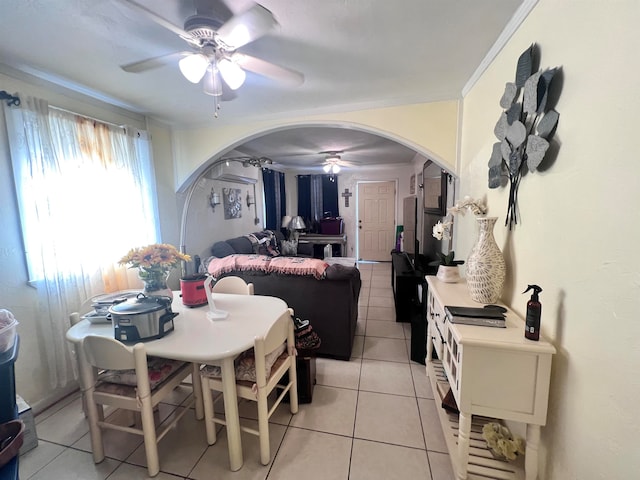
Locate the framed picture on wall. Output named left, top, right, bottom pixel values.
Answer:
left=410, top=174, right=416, bottom=194
left=223, top=188, right=242, bottom=219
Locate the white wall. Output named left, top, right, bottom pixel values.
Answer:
left=458, top=1, right=640, bottom=478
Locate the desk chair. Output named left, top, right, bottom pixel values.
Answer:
left=212, top=276, right=254, bottom=295
left=200, top=309, right=298, bottom=466
left=81, top=335, right=194, bottom=477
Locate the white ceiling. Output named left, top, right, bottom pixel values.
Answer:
left=0, top=0, right=526, bottom=170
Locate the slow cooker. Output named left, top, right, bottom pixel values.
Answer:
left=180, top=274, right=208, bottom=307
left=109, top=293, right=177, bottom=343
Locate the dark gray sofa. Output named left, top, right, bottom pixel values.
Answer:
left=208, top=231, right=361, bottom=360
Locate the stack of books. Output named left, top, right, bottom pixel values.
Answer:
left=444, top=305, right=506, bottom=328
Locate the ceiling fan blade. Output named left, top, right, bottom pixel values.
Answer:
left=216, top=3, right=277, bottom=49
left=121, top=51, right=190, bottom=73
left=119, top=0, right=190, bottom=38
left=232, top=53, right=304, bottom=86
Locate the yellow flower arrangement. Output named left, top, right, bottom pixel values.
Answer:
left=119, top=243, right=191, bottom=275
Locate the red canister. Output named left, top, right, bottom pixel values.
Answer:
left=180, top=274, right=208, bottom=307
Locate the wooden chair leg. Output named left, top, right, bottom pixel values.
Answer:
left=139, top=398, right=160, bottom=477
left=201, top=376, right=217, bottom=445
left=288, top=361, right=299, bottom=414
left=257, top=390, right=270, bottom=465
left=84, top=389, right=105, bottom=464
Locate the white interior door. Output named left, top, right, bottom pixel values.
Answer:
left=357, top=181, right=396, bottom=261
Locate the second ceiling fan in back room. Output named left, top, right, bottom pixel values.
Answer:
left=118, top=0, right=304, bottom=117
left=321, top=152, right=355, bottom=174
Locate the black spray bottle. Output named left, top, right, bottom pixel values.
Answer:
left=523, top=285, right=543, bottom=341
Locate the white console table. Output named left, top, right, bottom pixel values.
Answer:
left=425, top=276, right=555, bottom=480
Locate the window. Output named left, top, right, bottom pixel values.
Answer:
left=5, top=97, right=159, bottom=282
left=3, top=95, right=160, bottom=389
left=296, top=174, right=339, bottom=229
left=262, top=168, right=286, bottom=230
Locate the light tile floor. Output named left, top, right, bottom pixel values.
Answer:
left=19, top=261, right=454, bottom=480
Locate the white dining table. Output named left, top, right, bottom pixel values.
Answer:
left=66, top=291, right=289, bottom=471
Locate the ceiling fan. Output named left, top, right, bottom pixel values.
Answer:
left=319, top=151, right=359, bottom=173
left=118, top=0, right=304, bottom=116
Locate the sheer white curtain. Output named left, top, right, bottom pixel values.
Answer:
left=4, top=96, right=159, bottom=388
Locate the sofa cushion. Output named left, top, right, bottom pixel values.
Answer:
left=201, top=342, right=286, bottom=382
left=227, top=236, right=254, bottom=254
left=211, top=241, right=235, bottom=258
left=97, top=357, right=188, bottom=390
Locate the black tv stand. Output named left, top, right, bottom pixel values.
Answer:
left=391, top=252, right=437, bottom=364
left=391, top=251, right=422, bottom=323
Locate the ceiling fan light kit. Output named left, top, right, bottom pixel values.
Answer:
left=203, top=67, right=223, bottom=97
left=120, top=0, right=304, bottom=119
left=217, top=58, right=246, bottom=90
left=179, top=54, right=209, bottom=83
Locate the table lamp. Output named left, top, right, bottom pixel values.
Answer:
left=290, top=215, right=306, bottom=241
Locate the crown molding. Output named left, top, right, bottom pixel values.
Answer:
left=462, top=0, right=539, bottom=97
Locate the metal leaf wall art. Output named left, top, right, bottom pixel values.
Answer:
left=489, top=44, right=561, bottom=229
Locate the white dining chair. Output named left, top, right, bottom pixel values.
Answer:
left=200, top=309, right=298, bottom=466
left=211, top=276, right=254, bottom=295
left=81, top=335, right=195, bottom=477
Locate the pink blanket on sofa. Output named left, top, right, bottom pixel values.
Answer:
left=267, top=256, right=328, bottom=279
left=207, top=254, right=328, bottom=279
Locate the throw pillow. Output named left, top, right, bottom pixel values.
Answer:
left=281, top=239, right=298, bottom=256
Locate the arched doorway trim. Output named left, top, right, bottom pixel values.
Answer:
left=176, top=120, right=450, bottom=193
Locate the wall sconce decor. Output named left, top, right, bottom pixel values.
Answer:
left=246, top=192, right=255, bottom=208
left=209, top=188, right=221, bottom=211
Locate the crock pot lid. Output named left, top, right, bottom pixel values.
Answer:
left=108, top=294, right=169, bottom=314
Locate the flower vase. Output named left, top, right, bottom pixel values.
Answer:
left=465, top=217, right=506, bottom=303
left=138, top=269, right=173, bottom=300
left=436, top=265, right=460, bottom=283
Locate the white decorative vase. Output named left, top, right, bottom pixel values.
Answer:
left=436, top=265, right=460, bottom=283
left=465, top=217, right=506, bottom=303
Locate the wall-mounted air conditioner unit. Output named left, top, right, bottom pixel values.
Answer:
left=205, top=161, right=259, bottom=184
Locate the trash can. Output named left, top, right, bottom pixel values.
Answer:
left=0, top=335, right=20, bottom=479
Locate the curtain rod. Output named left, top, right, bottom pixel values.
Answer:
left=0, top=91, right=127, bottom=130
left=49, top=105, right=126, bottom=129
left=0, top=90, right=20, bottom=106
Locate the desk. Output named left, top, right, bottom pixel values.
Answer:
left=298, top=233, right=347, bottom=256
left=66, top=293, right=288, bottom=471
left=425, top=277, right=555, bottom=480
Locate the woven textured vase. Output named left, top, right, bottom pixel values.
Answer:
left=465, top=217, right=506, bottom=303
